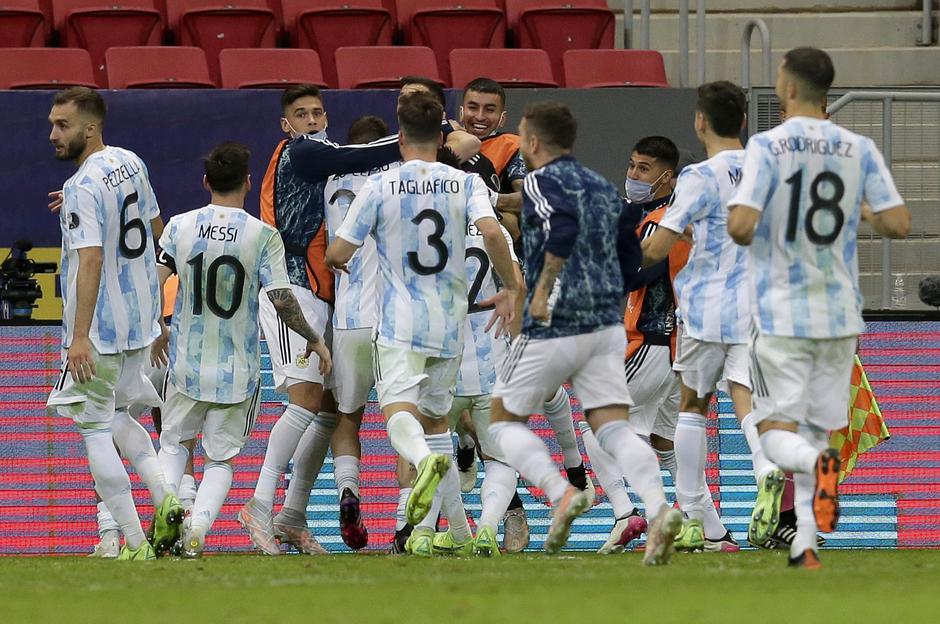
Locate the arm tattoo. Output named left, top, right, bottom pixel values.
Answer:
left=535, top=252, right=565, bottom=296
left=267, top=288, right=321, bottom=345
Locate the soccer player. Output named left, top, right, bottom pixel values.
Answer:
left=641, top=81, right=779, bottom=552
left=727, top=47, right=909, bottom=568
left=326, top=91, right=518, bottom=557
left=488, top=102, right=681, bottom=563
left=45, top=87, right=182, bottom=561
left=243, top=85, right=479, bottom=555
left=153, top=142, right=330, bottom=557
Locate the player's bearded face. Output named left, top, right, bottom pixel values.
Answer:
left=51, top=124, right=87, bottom=161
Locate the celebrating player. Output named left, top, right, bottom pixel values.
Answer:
left=488, top=101, right=681, bottom=563
left=45, top=87, right=182, bottom=561
left=326, top=91, right=518, bottom=557
left=727, top=47, right=909, bottom=568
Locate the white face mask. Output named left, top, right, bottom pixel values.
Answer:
left=624, top=170, right=669, bottom=203
left=283, top=118, right=327, bottom=140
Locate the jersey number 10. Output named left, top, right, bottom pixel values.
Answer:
left=785, top=170, right=845, bottom=245
left=187, top=252, right=246, bottom=319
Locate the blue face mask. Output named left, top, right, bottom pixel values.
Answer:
left=623, top=170, right=669, bottom=204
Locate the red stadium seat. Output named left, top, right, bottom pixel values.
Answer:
left=396, top=0, right=505, bottom=84
left=165, top=0, right=277, bottom=85
left=335, top=45, right=440, bottom=89
left=0, top=47, right=97, bottom=88
left=449, top=48, right=556, bottom=88
left=563, top=49, right=668, bottom=88
left=53, top=1, right=163, bottom=87
left=282, top=1, right=393, bottom=89
left=105, top=46, right=215, bottom=88
left=504, top=0, right=614, bottom=82
left=219, top=48, right=327, bottom=89
left=0, top=0, right=47, bottom=47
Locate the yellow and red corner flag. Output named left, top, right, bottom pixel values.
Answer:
left=829, top=355, right=890, bottom=483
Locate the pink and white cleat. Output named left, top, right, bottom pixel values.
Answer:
left=597, top=511, right=648, bottom=554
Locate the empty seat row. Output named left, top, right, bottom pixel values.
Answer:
left=0, top=0, right=614, bottom=86
left=0, top=46, right=669, bottom=90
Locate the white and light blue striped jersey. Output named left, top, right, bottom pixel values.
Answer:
left=659, top=149, right=748, bottom=344
left=456, top=224, right=517, bottom=397
left=729, top=116, right=903, bottom=338
left=325, top=161, right=401, bottom=329
left=336, top=160, right=498, bottom=358
left=59, top=146, right=162, bottom=354
left=160, top=205, right=291, bottom=404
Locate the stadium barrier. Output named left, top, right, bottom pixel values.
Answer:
left=1, top=319, right=937, bottom=555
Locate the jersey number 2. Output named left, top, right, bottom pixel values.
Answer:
left=187, top=252, right=246, bottom=319
left=785, top=170, right=845, bottom=245
left=466, top=248, right=495, bottom=314
left=407, top=210, right=448, bottom=275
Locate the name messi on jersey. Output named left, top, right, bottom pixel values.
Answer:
left=101, top=161, right=142, bottom=191
left=388, top=179, right=460, bottom=195
left=198, top=223, right=239, bottom=242
left=768, top=136, right=853, bottom=158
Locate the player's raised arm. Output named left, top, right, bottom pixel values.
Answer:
left=289, top=133, right=401, bottom=181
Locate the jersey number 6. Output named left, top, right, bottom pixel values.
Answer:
left=119, top=192, right=147, bottom=259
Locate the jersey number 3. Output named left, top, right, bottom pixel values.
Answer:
left=407, top=209, right=448, bottom=275
left=785, top=170, right=845, bottom=245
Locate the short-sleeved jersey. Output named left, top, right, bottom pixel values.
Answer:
left=456, top=224, right=517, bottom=396
left=160, top=205, right=290, bottom=404
left=324, top=160, right=402, bottom=329
left=336, top=160, right=498, bottom=358
left=660, top=149, right=749, bottom=344
left=520, top=155, right=627, bottom=339
left=729, top=117, right=903, bottom=338
left=59, top=146, right=161, bottom=354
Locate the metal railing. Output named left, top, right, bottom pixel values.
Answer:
left=625, top=0, right=706, bottom=87
left=827, top=91, right=940, bottom=309
left=740, top=18, right=772, bottom=89
left=919, top=0, right=934, bottom=46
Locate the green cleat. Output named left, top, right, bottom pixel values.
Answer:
left=473, top=525, right=501, bottom=557
left=151, top=494, right=185, bottom=557
left=432, top=530, right=473, bottom=556
left=405, top=526, right=435, bottom=557
left=749, top=468, right=786, bottom=546
left=674, top=518, right=706, bottom=552
left=117, top=541, right=157, bottom=561
left=406, top=454, right=451, bottom=526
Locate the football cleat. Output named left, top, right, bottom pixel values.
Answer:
left=544, top=486, right=590, bottom=554
left=432, top=530, right=473, bottom=556
left=597, top=510, right=647, bottom=555
left=151, top=494, right=184, bottom=557
left=338, top=488, right=369, bottom=550
left=238, top=497, right=281, bottom=556
left=703, top=530, right=741, bottom=553
left=88, top=531, right=120, bottom=559
left=273, top=508, right=328, bottom=555
left=407, top=454, right=450, bottom=526
left=502, top=507, right=530, bottom=553
left=749, top=468, right=786, bottom=546
left=674, top=518, right=706, bottom=553
left=117, top=541, right=156, bottom=561
left=788, top=549, right=822, bottom=570
left=814, top=449, right=841, bottom=533
left=642, top=507, right=683, bottom=566
left=405, top=526, right=434, bottom=557
left=473, top=525, right=501, bottom=557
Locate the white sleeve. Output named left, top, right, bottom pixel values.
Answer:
left=63, top=184, right=103, bottom=250
left=728, top=136, right=774, bottom=212
left=335, top=178, right=379, bottom=246
left=861, top=137, right=904, bottom=213
left=659, top=168, right=709, bottom=234
left=467, top=174, right=498, bottom=226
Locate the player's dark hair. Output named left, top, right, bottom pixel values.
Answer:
left=348, top=115, right=389, bottom=144
left=204, top=141, right=250, bottom=194
left=522, top=101, right=576, bottom=150
left=463, top=77, right=505, bottom=107
left=632, top=136, right=679, bottom=171
left=400, top=75, right=446, bottom=109
left=696, top=81, right=747, bottom=138
left=53, top=87, right=106, bottom=124
left=281, top=84, right=322, bottom=112
left=436, top=146, right=461, bottom=168
left=783, top=47, right=835, bottom=103
left=398, top=91, right=444, bottom=145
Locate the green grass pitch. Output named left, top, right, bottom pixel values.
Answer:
left=1, top=551, right=937, bottom=624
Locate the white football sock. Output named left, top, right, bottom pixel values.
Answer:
left=281, top=411, right=337, bottom=514
left=333, top=454, right=361, bottom=498
left=96, top=500, right=118, bottom=536
left=425, top=432, right=471, bottom=543
left=254, top=404, right=315, bottom=508
left=544, top=387, right=581, bottom=468
left=156, top=436, right=189, bottom=499
left=674, top=411, right=708, bottom=519
left=653, top=446, right=678, bottom=491
left=594, top=420, right=668, bottom=518
left=179, top=474, right=197, bottom=510
left=417, top=491, right=443, bottom=531
left=479, top=459, right=518, bottom=530
left=792, top=471, right=818, bottom=558
left=190, top=461, right=233, bottom=536
left=112, top=409, right=172, bottom=504
left=699, top=486, right=727, bottom=540
left=491, top=421, right=569, bottom=504
left=387, top=411, right=432, bottom=468
left=759, top=429, right=818, bottom=474
left=395, top=487, right=412, bottom=531
left=81, top=426, right=146, bottom=549
left=578, top=421, right=634, bottom=518
left=458, top=432, right=475, bottom=450
left=741, top=412, right=777, bottom=483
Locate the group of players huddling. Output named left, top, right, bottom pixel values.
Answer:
left=46, top=45, right=910, bottom=568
